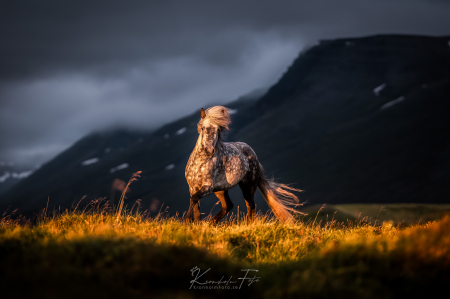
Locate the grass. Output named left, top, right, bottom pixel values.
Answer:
left=300, top=203, right=450, bottom=226
left=1, top=200, right=450, bottom=299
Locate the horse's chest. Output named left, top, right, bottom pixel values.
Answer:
left=186, top=158, right=210, bottom=179
left=185, top=154, right=215, bottom=193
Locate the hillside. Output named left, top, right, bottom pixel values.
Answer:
left=238, top=34, right=450, bottom=205
left=1, top=210, right=450, bottom=298
left=1, top=34, right=450, bottom=217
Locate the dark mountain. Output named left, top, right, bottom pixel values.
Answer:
left=0, top=163, right=36, bottom=196
left=239, top=34, right=450, bottom=205
left=1, top=34, right=450, bottom=217
left=0, top=130, right=149, bottom=211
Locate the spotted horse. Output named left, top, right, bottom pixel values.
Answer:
left=185, top=106, right=303, bottom=224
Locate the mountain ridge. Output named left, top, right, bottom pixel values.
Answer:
left=1, top=34, right=450, bottom=217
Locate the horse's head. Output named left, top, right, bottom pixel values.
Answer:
left=198, top=108, right=220, bottom=158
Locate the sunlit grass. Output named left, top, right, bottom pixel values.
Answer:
left=1, top=200, right=449, bottom=298
left=0, top=205, right=398, bottom=263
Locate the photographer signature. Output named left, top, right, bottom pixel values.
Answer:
left=190, top=266, right=260, bottom=289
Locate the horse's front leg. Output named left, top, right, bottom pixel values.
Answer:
left=210, top=190, right=234, bottom=224
left=185, top=185, right=213, bottom=223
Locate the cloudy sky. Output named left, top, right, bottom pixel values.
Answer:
left=0, top=0, right=449, bottom=167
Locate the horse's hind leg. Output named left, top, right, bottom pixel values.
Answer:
left=239, top=182, right=257, bottom=221
left=211, top=190, right=233, bottom=224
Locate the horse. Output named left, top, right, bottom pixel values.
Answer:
left=184, top=106, right=303, bottom=224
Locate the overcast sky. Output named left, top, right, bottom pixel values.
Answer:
left=0, top=0, right=449, bottom=168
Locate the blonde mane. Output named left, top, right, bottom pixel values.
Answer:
left=203, top=106, right=232, bottom=131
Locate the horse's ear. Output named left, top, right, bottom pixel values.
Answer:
left=200, top=108, right=206, bottom=119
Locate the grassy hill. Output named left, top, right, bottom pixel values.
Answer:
left=1, top=203, right=450, bottom=298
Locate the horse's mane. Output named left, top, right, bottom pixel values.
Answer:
left=204, top=106, right=231, bottom=131
left=197, top=106, right=232, bottom=144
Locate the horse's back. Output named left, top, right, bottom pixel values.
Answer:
left=227, top=142, right=258, bottom=160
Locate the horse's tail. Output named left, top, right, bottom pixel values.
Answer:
left=257, top=164, right=304, bottom=224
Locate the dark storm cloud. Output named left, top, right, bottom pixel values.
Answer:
left=0, top=0, right=449, bottom=166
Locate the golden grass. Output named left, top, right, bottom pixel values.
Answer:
left=1, top=201, right=448, bottom=264
left=115, top=171, right=141, bottom=221
left=1, top=200, right=450, bottom=298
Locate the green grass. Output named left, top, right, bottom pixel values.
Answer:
left=1, top=203, right=450, bottom=298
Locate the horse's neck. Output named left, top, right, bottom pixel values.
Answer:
left=191, top=134, right=223, bottom=160
left=192, top=134, right=204, bottom=154
left=189, top=134, right=208, bottom=163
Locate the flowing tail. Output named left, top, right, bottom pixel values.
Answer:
left=258, top=164, right=304, bottom=223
